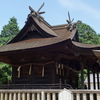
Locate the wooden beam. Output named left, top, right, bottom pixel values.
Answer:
left=93, top=71, right=96, bottom=89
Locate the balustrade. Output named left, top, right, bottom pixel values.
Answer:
left=0, top=89, right=99, bottom=100
left=71, top=90, right=100, bottom=100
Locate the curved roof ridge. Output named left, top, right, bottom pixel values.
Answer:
left=31, top=16, right=58, bottom=37
left=9, top=16, right=58, bottom=44
left=72, top=41, right=100, bottom=48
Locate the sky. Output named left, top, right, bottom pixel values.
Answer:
left=0, top=0, right=100, bottom=33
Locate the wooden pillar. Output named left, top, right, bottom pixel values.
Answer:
left=59, top=79, right=62, bottom=89
left=81, top=64, right=84, bottom=89
left=76, top=73, right=78, bottom=89
left=12, top=66, right=15, bottom=84
left=80, top=62, right=85, bottom=100
left=97, top=72, right=99, bottom=89
left=87, top=66, right=90, bottom=89
left=93, top=71, right=96, bottom=89
left=69, top=70, right=72, bottom=87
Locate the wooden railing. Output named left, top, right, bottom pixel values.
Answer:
left=0, top=89, right=100, bottom=100
left=71, top=90, right=100, bottom=100
left=0, top=89, right=60, bottom=100
left=0, top=84, right=73, bottom=89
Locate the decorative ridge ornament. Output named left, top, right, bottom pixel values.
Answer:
left=66, top=11, right=74, bottom=24
left=66, top=11, right=80, bottom=31
left=29, top=3, right=45, bottom=21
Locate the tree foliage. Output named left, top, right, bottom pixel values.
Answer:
left=0, top=17, right=20, bottom=45
left=0, top=63, right=12, bottom=84
left=76, top=21, right=100, bottom=88
left=76, top=20, right=100, bottom=45
left=0, top=17, right=20, bottom=84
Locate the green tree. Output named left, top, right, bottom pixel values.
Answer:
left=76, top=21, right=100, bottom=88
left=0, top=17, right=20, bottom=84
left=76, top=20, right=100, bottom=45
left=0, top=17, right=20, bottom=45
left=0, top=63, right=12, bottom=84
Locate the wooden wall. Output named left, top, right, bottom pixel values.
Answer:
left=12, top=63, right=56, bottom=84
left=12, top=62, right=78, bottom=89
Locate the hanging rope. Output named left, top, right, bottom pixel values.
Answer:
left=29, top=64, right=32, bottom=75
left=15, top=61, right=55, bottom=78
left=13, top=61, right=54, bottom=67
left=55, top=63, right=64, bottom=75
left=55, top=62, right=58, bottom=74
left=42, top=65, right=44, bottom=77
left=61, top=64, right=63, bottom=76
left=61, top=64, right=63, bottom=69
left=59, top=64, right=62, bottom=75
left=17, top=66, right=21, bottom=78
left=61, top=64, right=64, bottom=76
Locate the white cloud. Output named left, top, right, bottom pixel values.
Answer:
left=58, top=0, right=100, bottom=20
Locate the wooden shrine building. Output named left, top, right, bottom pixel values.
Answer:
left=0, top=4, right=100, bottom=89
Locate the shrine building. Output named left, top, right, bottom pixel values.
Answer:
left=0, top=4, right=100, bottom=90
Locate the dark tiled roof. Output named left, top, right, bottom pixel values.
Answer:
left=0, top=14, right=100, bottom=55
left=0, top=29, right=76, bottom=53
left=0, top=15, right=79, bottom=53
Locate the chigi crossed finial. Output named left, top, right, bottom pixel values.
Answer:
left=29, top=3, right=45, bottom=21
left=66, top=11, right=79, bottom=31
left=66, top=11, right=74, bottom=24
